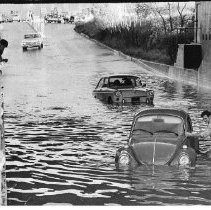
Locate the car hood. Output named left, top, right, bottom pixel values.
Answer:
left=130, top=133, right=186, bottom=165
left=131, top=142, right=177, bottom=165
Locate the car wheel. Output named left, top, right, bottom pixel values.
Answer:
left=108, top=97, right=113, bottom=104
left=23, top=47, right=27, bottom=51
left=41, top=44, right=43, bottom=48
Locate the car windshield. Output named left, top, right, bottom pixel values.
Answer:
left=24, top=34, right=40, bottom=39
left=133, top=115, right=184, bottom=138
left=109, top=76, right=139, bottom=88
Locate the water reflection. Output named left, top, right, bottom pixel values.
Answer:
left=125, top=163, right=211, bottom=205
left=130, top=165, right=193, bottom=190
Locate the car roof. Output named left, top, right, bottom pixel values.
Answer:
left=102, top=75, right=139, bottom=79
left=135, top=108, right=189, bottom=120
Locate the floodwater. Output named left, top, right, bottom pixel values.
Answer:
left=1, top=22, right=211, bottom=205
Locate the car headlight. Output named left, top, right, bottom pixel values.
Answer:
left=119, top=151, right=130, bottom=165
left=178, top=153, right=190, bottom=166
left=148, top=90, right=154, bottom=96
left=115, top=91, right=122, bottom=97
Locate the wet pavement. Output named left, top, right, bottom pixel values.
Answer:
left=1, top=22, right=211, bottom=205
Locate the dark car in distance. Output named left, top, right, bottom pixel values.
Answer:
left=93, top=75, right=154, bottom=105
left=115, top=108, right=199, bottom=167
left=70, top=16, right=74, bottom=23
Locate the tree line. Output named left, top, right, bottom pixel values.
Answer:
left=75, top=2, right=195, bottom=65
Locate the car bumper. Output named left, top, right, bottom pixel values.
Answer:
left=22, top=43, right=42, bottom=48
left=114, top=96, right=154, bottom=104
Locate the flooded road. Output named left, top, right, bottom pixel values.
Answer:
left=2, top=22, right=211, bottom=205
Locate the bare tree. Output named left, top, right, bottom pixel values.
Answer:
left=168, top=2, right=174, bottom=32
left=177, top=2, right=188, bottom=28
left=135, top=3, right=152, bottom=22
left=151, top=3, right=168, bottom=35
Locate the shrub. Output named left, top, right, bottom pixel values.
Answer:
left=74, top=18, right=194, bottom=65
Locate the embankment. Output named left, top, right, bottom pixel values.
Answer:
left=74, top=20, right=199, bottom=87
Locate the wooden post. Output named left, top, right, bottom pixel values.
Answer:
left=0, top=68, right=6, bottom=206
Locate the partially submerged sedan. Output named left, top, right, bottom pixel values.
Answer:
left=93, top=75, right=154, bottom=105
left=115, top=109, right=199, bottom=167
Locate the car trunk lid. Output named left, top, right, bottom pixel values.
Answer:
left=120, top=88, right=147, bottom=98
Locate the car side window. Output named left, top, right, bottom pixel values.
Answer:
left=136, top=78, right=142, bottom=87
left=96, top=78, right=104, bottom=89
left=102, top=78, right=108, bottom=87
left=131, top=78, right=136, bottom=86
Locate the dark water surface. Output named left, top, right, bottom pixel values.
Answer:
left=2, top=22, right=211, bottom=205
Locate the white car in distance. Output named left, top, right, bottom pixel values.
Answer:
left=21, top=33, right=43, bottom=51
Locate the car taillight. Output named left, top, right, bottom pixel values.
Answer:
left=115, top=91, right=121, bottom=97
left=119, top=151, right=130, bottom=165
left=178, top=153, right=190, bottom=166
left=148, top=90, right=154, bottom=96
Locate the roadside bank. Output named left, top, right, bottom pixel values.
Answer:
left=74, top=21, right=199, bottom=88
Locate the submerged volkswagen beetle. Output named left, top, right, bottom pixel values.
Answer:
left=115, top=108, right=199, bottom=167
left=93, top=75, right=154, bottom=105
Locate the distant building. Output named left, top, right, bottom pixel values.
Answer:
left=195, top=1, right=211, bottom=61
left=194, top=1, right=211, bottom=85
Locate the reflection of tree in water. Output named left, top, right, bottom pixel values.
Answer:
left=182, top=85, right=198, bottom=99
left=159, top=80, right=178, bottom=99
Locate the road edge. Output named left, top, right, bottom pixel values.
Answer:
left=77, top=32, right=201, bottom=88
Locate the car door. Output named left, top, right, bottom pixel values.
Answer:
left=93, top=78, right=105, bottom=100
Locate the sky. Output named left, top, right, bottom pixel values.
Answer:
left=0, top=2, right=195, bottom=18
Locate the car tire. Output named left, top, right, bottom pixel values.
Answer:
left=108, top=97, right=113, bottom=104
left=23, top=47, right=27, bottom=51
left=41, top=44, right=43, bottom=48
